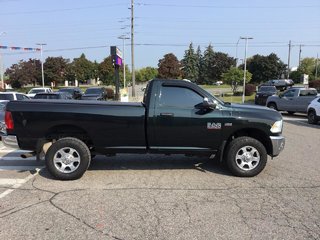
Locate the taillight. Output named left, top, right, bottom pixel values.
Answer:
left=5, top=111, right=14, bottom=130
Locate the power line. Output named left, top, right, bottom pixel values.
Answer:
left=136, top=2, right=320, bottom=9
left=3, top=43, right=320, bottom=56
left=0, top=3, right=128, bottom=16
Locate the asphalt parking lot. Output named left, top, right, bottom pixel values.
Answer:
left=0, top=116, right=319, bottom=240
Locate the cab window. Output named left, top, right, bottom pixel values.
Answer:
left=299, top=90, right=317, bottom=96
left=159, top=86, right=203, bottom=108
left=283, top=89, right=295, bottom=98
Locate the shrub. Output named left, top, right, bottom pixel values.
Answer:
left=105, top=87, right=115, bottom=99
left=245, top=84, right=256, bottom=96
left=309, top=80, right=320, bottom=92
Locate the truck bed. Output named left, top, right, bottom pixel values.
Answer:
left=6, top=100, right=147, bottom=152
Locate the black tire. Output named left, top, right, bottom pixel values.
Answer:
left=308, top=110, right=318, bottom=124
left=287, top=111, right=295, bottom=115
left=267, top=102, right=277, bottom=111
left=45, top=137, right=91, bottom=180
left=226, top=136, right=267, bottom=177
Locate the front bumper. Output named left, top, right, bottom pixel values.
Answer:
left=1, top=135, right=19, bottom=149
left=270, top=136, right=285, bottom=157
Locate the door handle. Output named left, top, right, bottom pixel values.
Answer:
left=160, top=113, right=174, bottom=117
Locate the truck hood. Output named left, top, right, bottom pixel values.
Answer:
left=227, top=103, right=282, bottom=122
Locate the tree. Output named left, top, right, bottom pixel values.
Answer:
left=157, top=53, right=181, bottom=79
left=298, top=57, right=317, bottom=80
left=195, top=45, right=203, bottom=84
left=201, top=44, right=215, bottom=84
left=222, top=67, right=252, bottom=94
left=98, top=56, right=114, bottom=85
left=181, top=43, right=198, bottom=81
left=5, top=59, right=41, bottom=88
left=246, top=53, right=286, bottom=83
left=201, top=44, right=235, bottom=84
left=289, top=70, right=302, bottom=83
left=211, top=52, right=235, bottom=81
left=44, top=57, right=70, bottom=85
left=72, top=53, right=94, bottom=83
left=135, top=67, right=158, bottom=82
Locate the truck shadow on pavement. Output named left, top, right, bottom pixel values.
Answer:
left=38, top=154, right=233, bottom=179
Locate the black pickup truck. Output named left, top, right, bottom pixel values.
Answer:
left=2, top=79, right=285, bottom=180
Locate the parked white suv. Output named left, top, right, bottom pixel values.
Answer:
left=27, top=87, right=53, bottom=98
left=307, top=97, right=320, bottom=124
left=0, top=92, right=30, bottom=102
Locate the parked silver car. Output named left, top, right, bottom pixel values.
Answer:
left=266, top=87, right=318, bottom=114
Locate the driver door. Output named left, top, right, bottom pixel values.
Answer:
left=278, top=89, right=296, bottom=111
left=149, top=85, right=223, bottom=152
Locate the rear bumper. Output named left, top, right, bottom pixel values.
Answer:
left=270, top=136, right=285, bottom=157
left=1, top=135, right=19, bottom=149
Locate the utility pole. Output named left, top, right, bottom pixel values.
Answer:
left=130, top=0, right=136, bottom=97
left=240, top=36, right=253, bottom=104
left=0, top=32, right=6, bottom=89
left=287, top=40, right=291, bottom=79
left=235, top=38, right=241, bottom=67
left=316, top=53, right=319, bottom=80
left=36, top=43, right=46, bottom=87
left=299, top=44, right=303, bottom=67
left=118, top=35, right=130, bottom=89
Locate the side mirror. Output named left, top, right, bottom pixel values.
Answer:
left=202, top=97, right=216, bottom=110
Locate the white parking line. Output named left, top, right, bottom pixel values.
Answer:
left=0, top=178, right=26, bottom=186
left=282, top=117, right=307, bottom=121
left=0, top=166, right=43, bottom=171
left=0, top=156, right=36, bottom=161
left=0, top=149, right=32, bottom=154
left=0, top=168, right=41, bottom=199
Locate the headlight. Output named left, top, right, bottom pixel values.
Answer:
left=270, top=120, right=283, bottom=133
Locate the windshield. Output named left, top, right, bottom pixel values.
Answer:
left=34, top=94, right=59, bottom=99
left=85, top=88, right=102, bottom=95
left=259, top=86, right=276, bottom=92
left=59, top=88, right=74, bottom=93
left=29, top=89, right=45, bottom=94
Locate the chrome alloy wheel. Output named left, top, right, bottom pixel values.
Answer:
left=53, top=147, right=81, bottom=173
left=235, top=146, right=260, bottom=171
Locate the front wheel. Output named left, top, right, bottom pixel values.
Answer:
left=45, top=137, right=91, bottom=180
left=267, top=102, right=277, bottom=111
left=226, top=137, right=267, bottom=177
left=308, top=110, right=318, bottom=124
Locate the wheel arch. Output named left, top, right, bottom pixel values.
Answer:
left=308, top=107, right=316, bottom=114
left=267, top=101, right=277, bottom=108
left=221, top=128, right=273, bottom=160
left=44, top=124, right=93, bottom=147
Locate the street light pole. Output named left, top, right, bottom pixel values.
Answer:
left=36, top=43, right=46, bottom=87
left=235, top=38, right=241, bottom=67
left=0, top=32, right=6, bottom=89
left=316, top=53, right=319, bottom=80
left=118, top=35, right=130, bottom=90
left=130, top=0, right=136, bottom=97
left=240, top=37, right=253, bottom=104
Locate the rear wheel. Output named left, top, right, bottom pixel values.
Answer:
left=226, top=137, right=267, bottom=177
left=45, top=137, right=91, bottom=180
left=308, top=110, right=318, bottom=124
left=267, top=102, right=277, bottom=111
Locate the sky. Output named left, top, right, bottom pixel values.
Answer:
left=1, top=0, right=320, bottom=71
